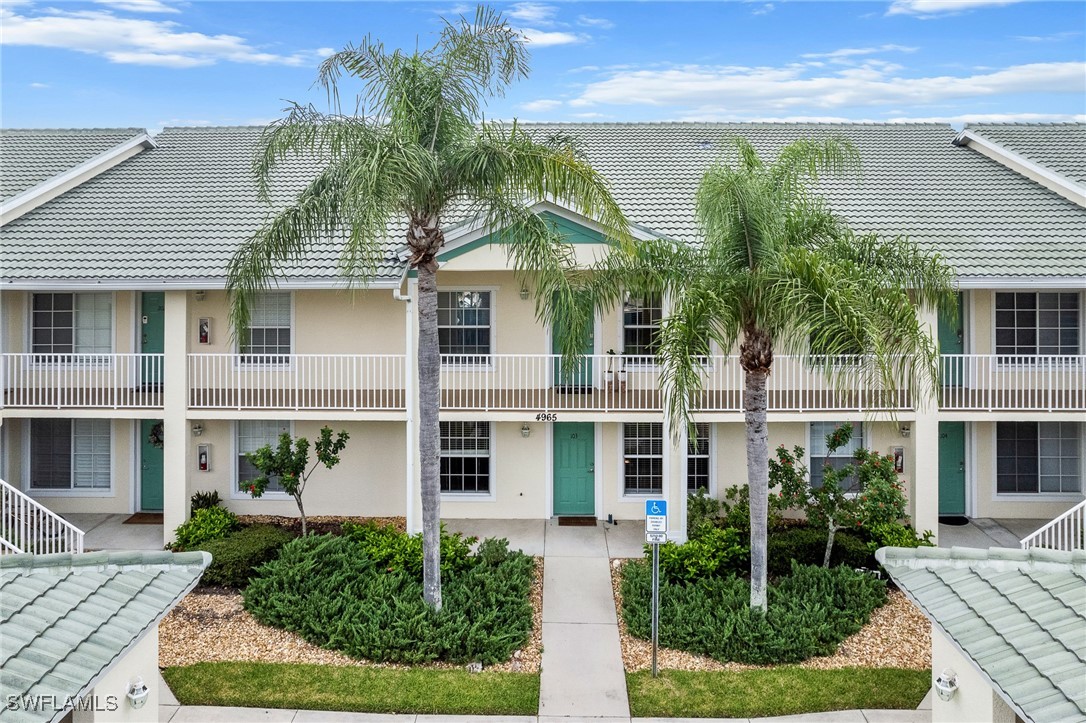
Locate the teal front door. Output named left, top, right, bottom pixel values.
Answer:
left=938, top=422, right=966, bottom=516
left=552, top=296, right=594, bottom=389
left=553, top=422, right=595, bottom=515
left=939, top=292, right=964, bottom=386
left=140, top=292, right=165, bottom=386
left=140, top=418, right=164, bottom=511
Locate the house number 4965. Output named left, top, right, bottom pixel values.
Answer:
left=535, top=413, right=558, bottom=422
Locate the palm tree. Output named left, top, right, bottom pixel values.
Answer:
left=574, top=137, right=955, bottom=610
left=227, top=7, right=629, bottom=610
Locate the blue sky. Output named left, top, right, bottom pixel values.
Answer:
left=2, top=0, right=1084, bottom=131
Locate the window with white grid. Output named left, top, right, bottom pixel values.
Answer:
left=31, top=292, right=112, bottom=355
left=622, top=292, right=662, bottom=357
left=438, top=291, right=491, bottom=362
left=237, top=419, right=289, bottom=493
left=687, top=423, right=711, bottom=492
left=809, top=421, right=864, bottom=492
left=995, top=292, right=1080, bottom=356
left=29, top=418, right=110, bottom=490
left=624, top=422, right=663, bottom=494
left=440, top=421, right=490, bottom=493
left=240, top=292, right=292, bottom=362
left=997, top=421, right=1081, bottom=494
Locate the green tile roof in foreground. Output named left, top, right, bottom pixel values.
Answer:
left=0, top=128, right=147, bottom=203
left=877, top=546, right=1086, bottom=723
left=2, top=123, right=1085, bottom=282
left=0, top=550, right=209, bottom=723
left=965, top=123, right=1086, bottom=187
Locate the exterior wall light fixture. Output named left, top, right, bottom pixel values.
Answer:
left=521, top=423, right=531, bottom=438
left=126, top=676, right=149, bottom=709
left=899, top=423, right=911, bottom=438
left=519, top=287, right=530, bottom=300
left=191, top=423, right=204, bottom=437
left=934, top=668, right=959, bottom=701
left=194, top=290, right=206, bottom=301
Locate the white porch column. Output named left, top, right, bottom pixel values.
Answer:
left=662, top=413, right=688, bottom=544
left=162, top=290, right=189, bottom=546
left=913, top=304, right=941, bottom=542
left=405, top=277, right=423, bottom=534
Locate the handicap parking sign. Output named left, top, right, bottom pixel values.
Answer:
left=645, top=499, right=667, bottom=533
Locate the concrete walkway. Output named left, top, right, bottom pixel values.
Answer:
left=162, top=708, right=931, bottom=722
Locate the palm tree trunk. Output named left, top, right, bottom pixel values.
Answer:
left=417, top=259, right=443, bottom=611
left=741, top=325, right=773, bottom=612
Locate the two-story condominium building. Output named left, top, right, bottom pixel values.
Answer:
left=1, top=122, right=1083, bottom=548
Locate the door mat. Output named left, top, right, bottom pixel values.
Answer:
left=123, top=513, right=164, bottom=525
left=939, top=515, right=970, bottom=526
left=557, top=517, right=597, bottom=527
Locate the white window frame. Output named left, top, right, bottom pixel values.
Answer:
left=237, top=291, right=294, bottom=367
left=439, top=420, right=495, bottom=499
left=686, top=422, right=713, bottom=494
left=232, top=419, right=293, bottom=500
left=622, top=421, right=664, bottom=496
left=621, top=291, right=663, bottom=364
left=437, top=287, right=496, bottom=368
left=992, top=289, right=1083, bottom=364
left=24, top=418, right=114, bottom=497
left=27, top=292, right=115, bottom=367
left=807, top=421, right=866, bottom=493
left=993, top=421, right=1083, bottom=499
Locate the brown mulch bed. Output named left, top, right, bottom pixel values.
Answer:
left=236, top=515, right=406, bottom=537
left=159, top=557, right=543, bottom=673
left=609, top=559, right=930, bottom=673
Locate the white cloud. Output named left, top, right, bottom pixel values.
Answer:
left=0, top=6, right=332, bottom=67
left=751, top=3, right=775, bottom=15
left=29, top=81, right=49, bottom=88
left=506, top=2, right=557, bottom=25
left=519, top=28, right=587, bottom=47
left=1014, top=31, right=1082, bottom=43
left=520, top=98, right=563, bottom=112
left=571, top=112, right=611, bottom=119
left=577, top=15, right=613, bottom=29
left=95, top=0, right=179, bottom=13
left=886, top=0, right=1023, bottom=17
left=801, top=44, right=918, bottom=61
left=568, top=61, right=1086, bottom=115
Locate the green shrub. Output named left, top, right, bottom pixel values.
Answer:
left=719, top=484, right=785, bottom=533
left=766, top=526, right=873, bottom=576
left=342, top=521, right=476, bottom=578
left=655, top=527, right=749, bottom=584
left=621, top=559, right=886, bottom=665
left=686, top=489, right=722, bottom=538
left=171, top=507, right=240, bottom=550
left=190, top=490, right=221, bottom=516
left=865, top=522, right=934, bottom=551
left=200, top=524, right=295, bottom=588
left=243, top=534, right=534, bottom=665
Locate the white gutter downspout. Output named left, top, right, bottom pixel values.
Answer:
left=393, top=267, right=416, bottom=532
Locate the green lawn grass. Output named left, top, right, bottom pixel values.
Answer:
left=162, top=662, right=539, bottom=715
left=627, top=667, right=931, bottom=718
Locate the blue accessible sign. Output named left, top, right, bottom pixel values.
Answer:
left=645, top=499, right=668, bottom=533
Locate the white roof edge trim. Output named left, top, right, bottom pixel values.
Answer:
left=1, top=278, right=402, bottom=291
left=955, top=276, right=1086, bottom=289
left=0, top=132, right=158, bottom=220
left=953, top=128, right=1086, bottom=204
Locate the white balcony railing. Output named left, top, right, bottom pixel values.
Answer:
left=1, top=353, right=164, bottom=409
left=1020, top=500, right=1085, bottom=552
left=0, top=478, right=85, bottom=555
left=188, top=354, right=407, bottom=410
left=940, top=354, right=1085, bottom=411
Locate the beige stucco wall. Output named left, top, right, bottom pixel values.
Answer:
left=931, top=628, right=1017, bottom=723
left=73, top=626, right=159, bottom=723
left=189, top=419, right=407, bottom=518
left=969, top=421, right=1083, bottom=519
left=3, top=417, right=135, bottom=515
left=440, top=422, right=549, bottom=518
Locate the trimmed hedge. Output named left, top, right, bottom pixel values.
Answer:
left=199, top=524, right=294, bottom=588
left=170, top=507, right=240, bottom=550
left=621, top=560, right=886, bottom=665
left=243, top=534, right=534, bottom=665
left=766, top=526, right=874, bottom=576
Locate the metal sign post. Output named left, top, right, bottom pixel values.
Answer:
left=645, top=499, right=668, bottom=678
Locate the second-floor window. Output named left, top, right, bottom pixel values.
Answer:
left=995, top=292, right=1080, bottom=357
left=240, top=292, right=291, bottom=362
left=438, top=291, right=491, bottom=362
left=237, top=419, right=289, bottom=494
left=31, top=292, right=112, bottom=355
left=809, top=421, right=864, bottom=492
left=623, top=292, right=662, bottom=358
left=30, top=418, right=111, bottom=491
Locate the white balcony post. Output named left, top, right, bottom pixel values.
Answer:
left=913, top=305, right=941, bottom=541
left=162, top=290, right=189, bottom=546
left=663, top=412, right=688, bottom=544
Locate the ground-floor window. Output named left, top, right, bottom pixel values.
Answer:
left=237, top=419, right=290, bottom=493
left=624, top=422, right=663, bottom=494
left=440, top=421, right=491, bottom=493
left=687, top=423, right=710, bottom=492
left=30, top=418, right=110, bottom=491
left=809, top=421, right=864, bottom=492
left=997, top=421, right=1081, bottom=494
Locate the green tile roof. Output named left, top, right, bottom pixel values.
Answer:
left=964, top=123, right=1086, bottom=186
left=1, top=123, right=1084, bottom=283
left=877, top=546, right=1086, bottom=723
left=0, top=128, right=148, bottom=204
left=0, top=550, right=209, bottom=723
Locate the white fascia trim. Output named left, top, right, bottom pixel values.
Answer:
left=0, top=133, right=158, bottom=223
left=953, top=129, right=1086, bottom=206
left=955, top=276, right=1086, bottom=289
left=2, top=278, right=403, bottom=291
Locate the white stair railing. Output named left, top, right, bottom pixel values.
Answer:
left=0, top=478, right=85, bottom=555
left=1020, top=500, right=1086, bottom=552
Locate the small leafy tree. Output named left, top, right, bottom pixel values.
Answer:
left=243, top=426, right=350, bottom=536
left=772, top=423, right=908, bottom=567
